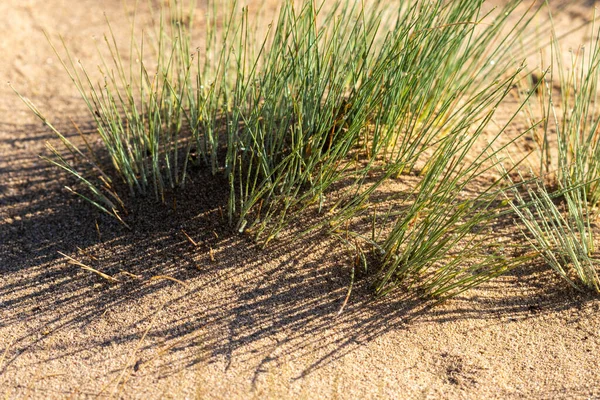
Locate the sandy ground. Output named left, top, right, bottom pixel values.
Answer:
left=2, top=1, right=600, bottom=399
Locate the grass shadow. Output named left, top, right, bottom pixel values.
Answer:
left=1, top=115, right=599, bottom=395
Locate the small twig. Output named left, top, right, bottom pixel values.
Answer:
left=58, top=251, right=119, bottom=283
left=337, top=263, right=355, bottom=317
left=118, top=270, right=143, bottom=279
left=95, top=219, right=102, bottom=242
left=77, top=246, right=98, bottom=261
left=180, top=229, right=198, bottom=247
left=0, top=336, right=15, bottom=372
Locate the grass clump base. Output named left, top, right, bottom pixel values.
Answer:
left=14, top=0, right=600, bottom=303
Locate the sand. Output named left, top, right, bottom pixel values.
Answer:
left=1, top=1, right=600, bottom=398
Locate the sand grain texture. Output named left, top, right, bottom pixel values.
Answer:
left=1, top=1, right=600, bottom=399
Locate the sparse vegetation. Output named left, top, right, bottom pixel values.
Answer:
left=504, top=12, right=600, bottom=293
left=11, top=0, right=600, bottom=301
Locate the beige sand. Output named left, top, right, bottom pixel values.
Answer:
left=1, top=1, right=600, bottom=398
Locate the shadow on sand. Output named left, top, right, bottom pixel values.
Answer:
left=0, top=116, right=595, bottom=394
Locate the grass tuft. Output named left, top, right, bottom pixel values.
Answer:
left=22, top=0, right=600, bottom=302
